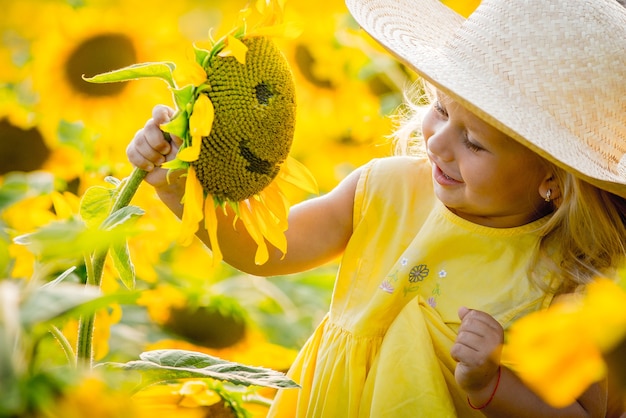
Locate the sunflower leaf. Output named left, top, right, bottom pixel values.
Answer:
left=82, top=62, right=177, bottom=89
left=193, top=43, right=211, bottom=67
left=100, top=206, right=144, bottom=231
left=171, top=86, right=194, bottom=112
left=13, top=220, right=132, bottom=263
left=19, top=282, right=102, bottom=327
left=80, top=185, right=115, bottom=229
left=110, top=242, right=135, bottom=290
left=101, top=349, right=299, bottom=389
left=160, top=111, right=188, bottom=139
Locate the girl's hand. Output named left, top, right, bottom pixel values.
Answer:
left=127, top=105, right=184, bottom=190
left=451, top=307, right=503, bottom=397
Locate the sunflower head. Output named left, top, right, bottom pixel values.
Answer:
left=194, top=36, right=295, bottom=202
left=83, top=1, right=317, bottom=264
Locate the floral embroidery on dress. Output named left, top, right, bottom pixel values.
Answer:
left=409, top=264, right=429, bottom=283
left=428, top=269, right=446, bottom=307
left=379, top=257, right=409, bottom=294
left=403, top=263, right=430, bottom=296
left=379, top=280, right=395, bottom=294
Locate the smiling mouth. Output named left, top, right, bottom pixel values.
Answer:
left=433, top=164, right=462, bottom=185
left=442, top=171, right=455, bottom=181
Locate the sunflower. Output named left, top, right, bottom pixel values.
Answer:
left=85, top=0, right=317, bottom=266
left=504, top=278, right=626, bottom=408
left=28, top=0, right=188, bottom=167
left=139, top=284, right=298, bottom=372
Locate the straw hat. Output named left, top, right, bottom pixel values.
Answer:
left=346, top=0, right=626, bottom=198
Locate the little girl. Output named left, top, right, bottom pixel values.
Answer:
left=127, top=0, right=626, bottom=416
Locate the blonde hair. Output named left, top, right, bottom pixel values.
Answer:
left=393, top=80, right=626, bottom=294
left=537, top=169, right=626, bottom=292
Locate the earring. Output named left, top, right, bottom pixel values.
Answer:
left=545, top=189, right=552, bottom=202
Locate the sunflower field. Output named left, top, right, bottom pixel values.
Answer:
left=0, top=0, right=625, bottom=417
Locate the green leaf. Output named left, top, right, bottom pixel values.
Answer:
left=160, top=111, right=188, bottom=139
left=13, top=219, right=133, bottom=263
left=103, top=349, right=299, bottom=389
left=161, top=159, right=189, bottom=172
left=172, top=85, right=194, bottom=111
left=19, top=282, right=101, bottom=327
left=80, top=185, right=115, bottom=229
left=19, top=284, right=139, bottom=328
left=193, top=44, right=211, bottom=67
left=82, top=62, right=177, bottom=89
left=100, top=206, right=144, bottom=231
left=110, top=243, right=135, bottom=290
left=42, top=266, right=77, bottom=288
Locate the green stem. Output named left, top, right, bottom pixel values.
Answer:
left=76, top=167, right=147, bottom=367
left=49, top=325, right=76, bottom=367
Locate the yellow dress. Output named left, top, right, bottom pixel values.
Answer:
left=267, top=156, right=554, bottom=417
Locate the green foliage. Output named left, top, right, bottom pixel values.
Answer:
left=103, top=349, right=299, bottom=390
left=82, top=62, right=177, bottom=89
left=0, top=278, right=118, bottom=416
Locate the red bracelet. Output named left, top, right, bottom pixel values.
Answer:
left=467, top=366, right=502, bottom=410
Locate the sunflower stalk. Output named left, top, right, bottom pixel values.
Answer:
left=76, top=144, right=167, bottom=366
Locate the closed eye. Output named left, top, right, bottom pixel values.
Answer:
left=462, top=136, right=483, bottom=152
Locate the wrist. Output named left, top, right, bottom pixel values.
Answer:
left=467, top=366, right=502, bottom=410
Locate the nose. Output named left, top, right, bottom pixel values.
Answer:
left=425, top=119, right=456, bottom=162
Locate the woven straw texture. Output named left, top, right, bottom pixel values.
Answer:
left=346, top=0, right=626, bottom=197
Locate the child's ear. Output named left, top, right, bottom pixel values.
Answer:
left=538, top=174, right=560, bottom=202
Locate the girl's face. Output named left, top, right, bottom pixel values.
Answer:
left=422, top=91, right=552, bottom=228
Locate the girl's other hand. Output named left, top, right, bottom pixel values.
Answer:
left=451, top=307, right=503, bottom=394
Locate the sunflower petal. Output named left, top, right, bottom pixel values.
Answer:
left=177, top=137, right=201, bottom=162
left=258, top=183, right=289, bottom=229
left=279, top=156, right=319, bottom=194
left=237, top=201, right=269, bottom=265
left=189, top=94, right=214, bottom=137
left=218, top=35, right=248, bottom=65
left=249, top=197, right=287, bottom=257
left=178, top=167, right=204, bottom=246
left=246, top=22, right=303, bottom=39
left=173, top=60, right=207, bottom=88
left=583, top=278, right=626, bottom=350
left=204, top=195, right=223, bottom=266
left=504, top=299, right=607, bottom=408
left=50, top=191, right=75, bottom=220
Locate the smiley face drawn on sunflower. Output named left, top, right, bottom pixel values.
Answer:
left=194, top=37, right=296, bottom=202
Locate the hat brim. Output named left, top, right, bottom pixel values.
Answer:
left=346, top=0, right=626, bottom=198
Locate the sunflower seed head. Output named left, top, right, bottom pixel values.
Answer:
left=193, top=37, right=296, bottom=201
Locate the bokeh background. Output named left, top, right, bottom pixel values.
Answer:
left=4, top=0, right=624, bottom=417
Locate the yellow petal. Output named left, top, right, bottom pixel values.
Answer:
left=278, top=156, right=319, bottom=195
left=249, top=197, right=287, bottom=256
left=173, top=60, right=207, bottom=87
left=179, top=95, right=214, bottom=162
left=504, top=303, right=607, bottom=408
left=218, top=35, right=248, bottom=65
left=189, top=94, right=214, bottom=137
left=177, top=136, right=201, bottom=162
left=259, top=183, right=289, bottom=230
left=254, top=0, right=285, bottom=26
left=583, top=278, right=626, bottom=350
left=246, top=22, right=303, bottom=39
left=50, top=191, right=76, bottom=220
left=237, top=201, right=269, bottom=265
left=179, top=167, right=204, bottom=246
left=204, top=195, right=223, bottom=266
